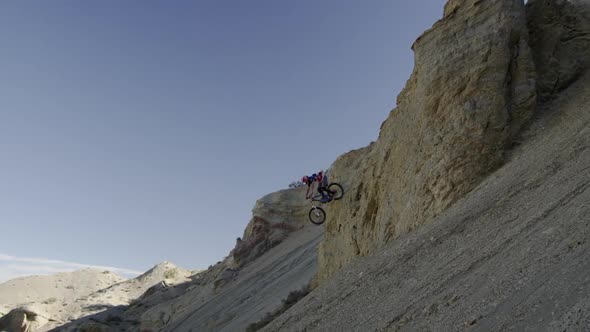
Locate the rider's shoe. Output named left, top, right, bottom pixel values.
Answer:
left=321, top=196, right=331, bottom=203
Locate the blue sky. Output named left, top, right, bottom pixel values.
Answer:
left=0, top=1, right=445, bottom=281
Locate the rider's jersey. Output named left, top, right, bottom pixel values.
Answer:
left=306, top=174, right=318, bottom=186
left=307, top=172, right=327, bottom=187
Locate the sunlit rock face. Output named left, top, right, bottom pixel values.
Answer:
left=318, top=0, right=537, bottom=283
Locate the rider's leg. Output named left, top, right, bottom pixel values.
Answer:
left=318, top=186, right=331, bottom=202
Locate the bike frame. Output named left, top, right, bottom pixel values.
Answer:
left=309, top=196, right=322, bottom=208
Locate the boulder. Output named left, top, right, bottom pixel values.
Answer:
left=0, top=309, right=48, bottom=332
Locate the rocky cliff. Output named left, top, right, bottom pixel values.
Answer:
left=232, top=188, right=308, bottom=267
left=263, top=68, right=590, bottom=330
left=317, top=0, right=589, bottom=283
left=261, top=1, right=590, bottom=328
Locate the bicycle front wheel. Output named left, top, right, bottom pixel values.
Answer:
left=309, top=207, right=326, bottom=225
left=328, top=183, right=344, bottom=200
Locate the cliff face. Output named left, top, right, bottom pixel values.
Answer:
left=263, top=69, right=590, bottom=331
left=527, top=0, right=590, bottom=101
left=263, top=1, right=590, bottom=327
left=318, top=0, right=537, bottom=283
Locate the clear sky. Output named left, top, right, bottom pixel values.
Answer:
left=0, top=1, right=446, bottom=281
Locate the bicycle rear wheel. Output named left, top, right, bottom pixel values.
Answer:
left=309, top=207, right=326, bottom=225
left=328, top=183, right=344, bottom=200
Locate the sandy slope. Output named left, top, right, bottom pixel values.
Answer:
left=263, top=74, right=590, bottom=330
left=42, top=262, right=191, bottom=331
left=0, top=262, right=190, bottom=331
left=162, top=225, right=323, bottom=332
left=55, top=224, right=323, bottom=331
left=0, top=269, right=125, bottom=318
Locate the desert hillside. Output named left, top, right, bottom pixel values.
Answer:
left=2, top=0, right=589, bottom=331
left=52, top=186, right=319, bottom=332
left=0, top=262, right=190, bottom=332
left=0, top=269, right=125, bottom=318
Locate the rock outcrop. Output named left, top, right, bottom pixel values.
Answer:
left=318, top=0, right=537, bottom=283
left=232, top=188, right=307, bottom=267
left=0, top=308, right=48, bottom=332
left=250, top=187, right=309, bottom=226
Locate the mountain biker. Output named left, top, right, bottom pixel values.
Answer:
left=302, top=170, right=331, bottom=203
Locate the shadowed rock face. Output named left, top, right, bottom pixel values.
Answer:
left=527, top=0, right=590, bottom=101
left=232, top=217, right=297, bottom=267
left=318, top=0, right=537, bottom=283
left=0, top=309, right=47, bottom=332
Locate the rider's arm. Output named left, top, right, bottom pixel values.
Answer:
left=306, top=185, right=311, bottom=199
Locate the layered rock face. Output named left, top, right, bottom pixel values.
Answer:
left=232, top=187, right=308, bottom=267
left=318, top=0, right=537, bottom=283
left=250, top=187, right=309, bottom=226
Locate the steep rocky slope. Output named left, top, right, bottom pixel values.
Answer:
left=157, top=226, right=321, bottom=332
left=128, top=187, right=315, bottom=332
left=53, top=186, right=319, bottom=332
left=264, top=70, right=590, bottom=331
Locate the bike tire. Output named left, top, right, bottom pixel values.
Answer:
left=328, top=183, right=344, bottom=200
left=309, top=207, right=326, bottom=225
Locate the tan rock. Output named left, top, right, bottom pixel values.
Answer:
left=250, top=187, right=308, bottom=228
left=232, top=188, right=308, bottom=267
left=317, top=0, right=537, bottom=283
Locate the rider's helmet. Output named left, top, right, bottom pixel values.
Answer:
left=302, top=175, right=309, bottom=184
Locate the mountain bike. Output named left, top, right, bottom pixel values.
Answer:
left=307, top=183, right=344, bottom=225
